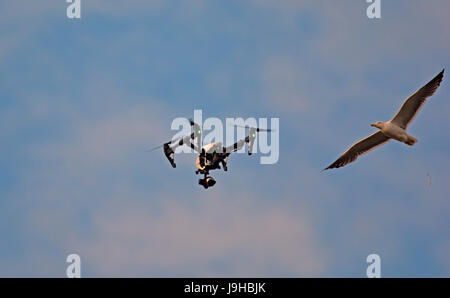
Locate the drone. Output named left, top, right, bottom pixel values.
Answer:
left=150, top=120, right=272, bottom=189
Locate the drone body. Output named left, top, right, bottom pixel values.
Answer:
left=154, top=121, right=270, bottom=189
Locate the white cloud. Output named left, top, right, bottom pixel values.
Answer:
left=31, top=191, right=326, bottom=277
left=1, top=0, right=449, bottom=277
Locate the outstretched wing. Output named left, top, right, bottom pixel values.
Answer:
left=391, top=69, right=444, bottom=129
left=324, top=131, right=391, bottom=170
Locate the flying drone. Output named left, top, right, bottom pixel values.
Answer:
left=150, top=120, right=272, bottom=189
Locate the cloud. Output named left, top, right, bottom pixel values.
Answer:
left=435, top=240, right=450, bottom=274
left=47, top=193, right=326, bottom=277
left=16, top=96, right=325, bottom=276
left=0, top=87, right=326, bottom=276
left=1, top=0, right=449, bottom=277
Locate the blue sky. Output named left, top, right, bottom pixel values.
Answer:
left=0, top=0, right=449, bottom=277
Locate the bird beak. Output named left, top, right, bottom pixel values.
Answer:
left=370, top=123, right=376, bottom=127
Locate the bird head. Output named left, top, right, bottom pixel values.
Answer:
left=370, top=121, right=384, bottom=129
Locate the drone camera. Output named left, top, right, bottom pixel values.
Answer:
left=206, top=177, right=216, bottom=187
left=198, top=177, right=216, bottom=189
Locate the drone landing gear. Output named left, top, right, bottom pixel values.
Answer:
left=163, top=143, right=176, bottom=168
left=198, top=175, right=216, bottom=189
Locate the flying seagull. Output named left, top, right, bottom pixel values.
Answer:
left=325, top=69, right=444, bottom=170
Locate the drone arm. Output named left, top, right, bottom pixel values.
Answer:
left=163, top=131, right=201, bottom=168
left=187, top=139, right=202, bottom=154
left=225, top=138, right=247, bottom=154
left=167, top=133, right=194, bottom=151
left=173, top=121, right=202, bottom=153
left=225, top=128, right=257, bottom=155
left=156, top=120, right=204, bottom=168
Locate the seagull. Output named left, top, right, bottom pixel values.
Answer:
left=325, top=69, right=444, bottom=170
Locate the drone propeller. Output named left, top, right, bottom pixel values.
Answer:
left=146, top=144, right=165, bottom=152
left=146, top=136, right=184, bottom=153
left=228, top=124, right=274, bottom=132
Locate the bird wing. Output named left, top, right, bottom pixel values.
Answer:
left=324, top=131, right=391, bottom=170
left=391, top=69, right=444, bottom=129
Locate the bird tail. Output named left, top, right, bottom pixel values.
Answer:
left=405, top=135, right=418, bottom=146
